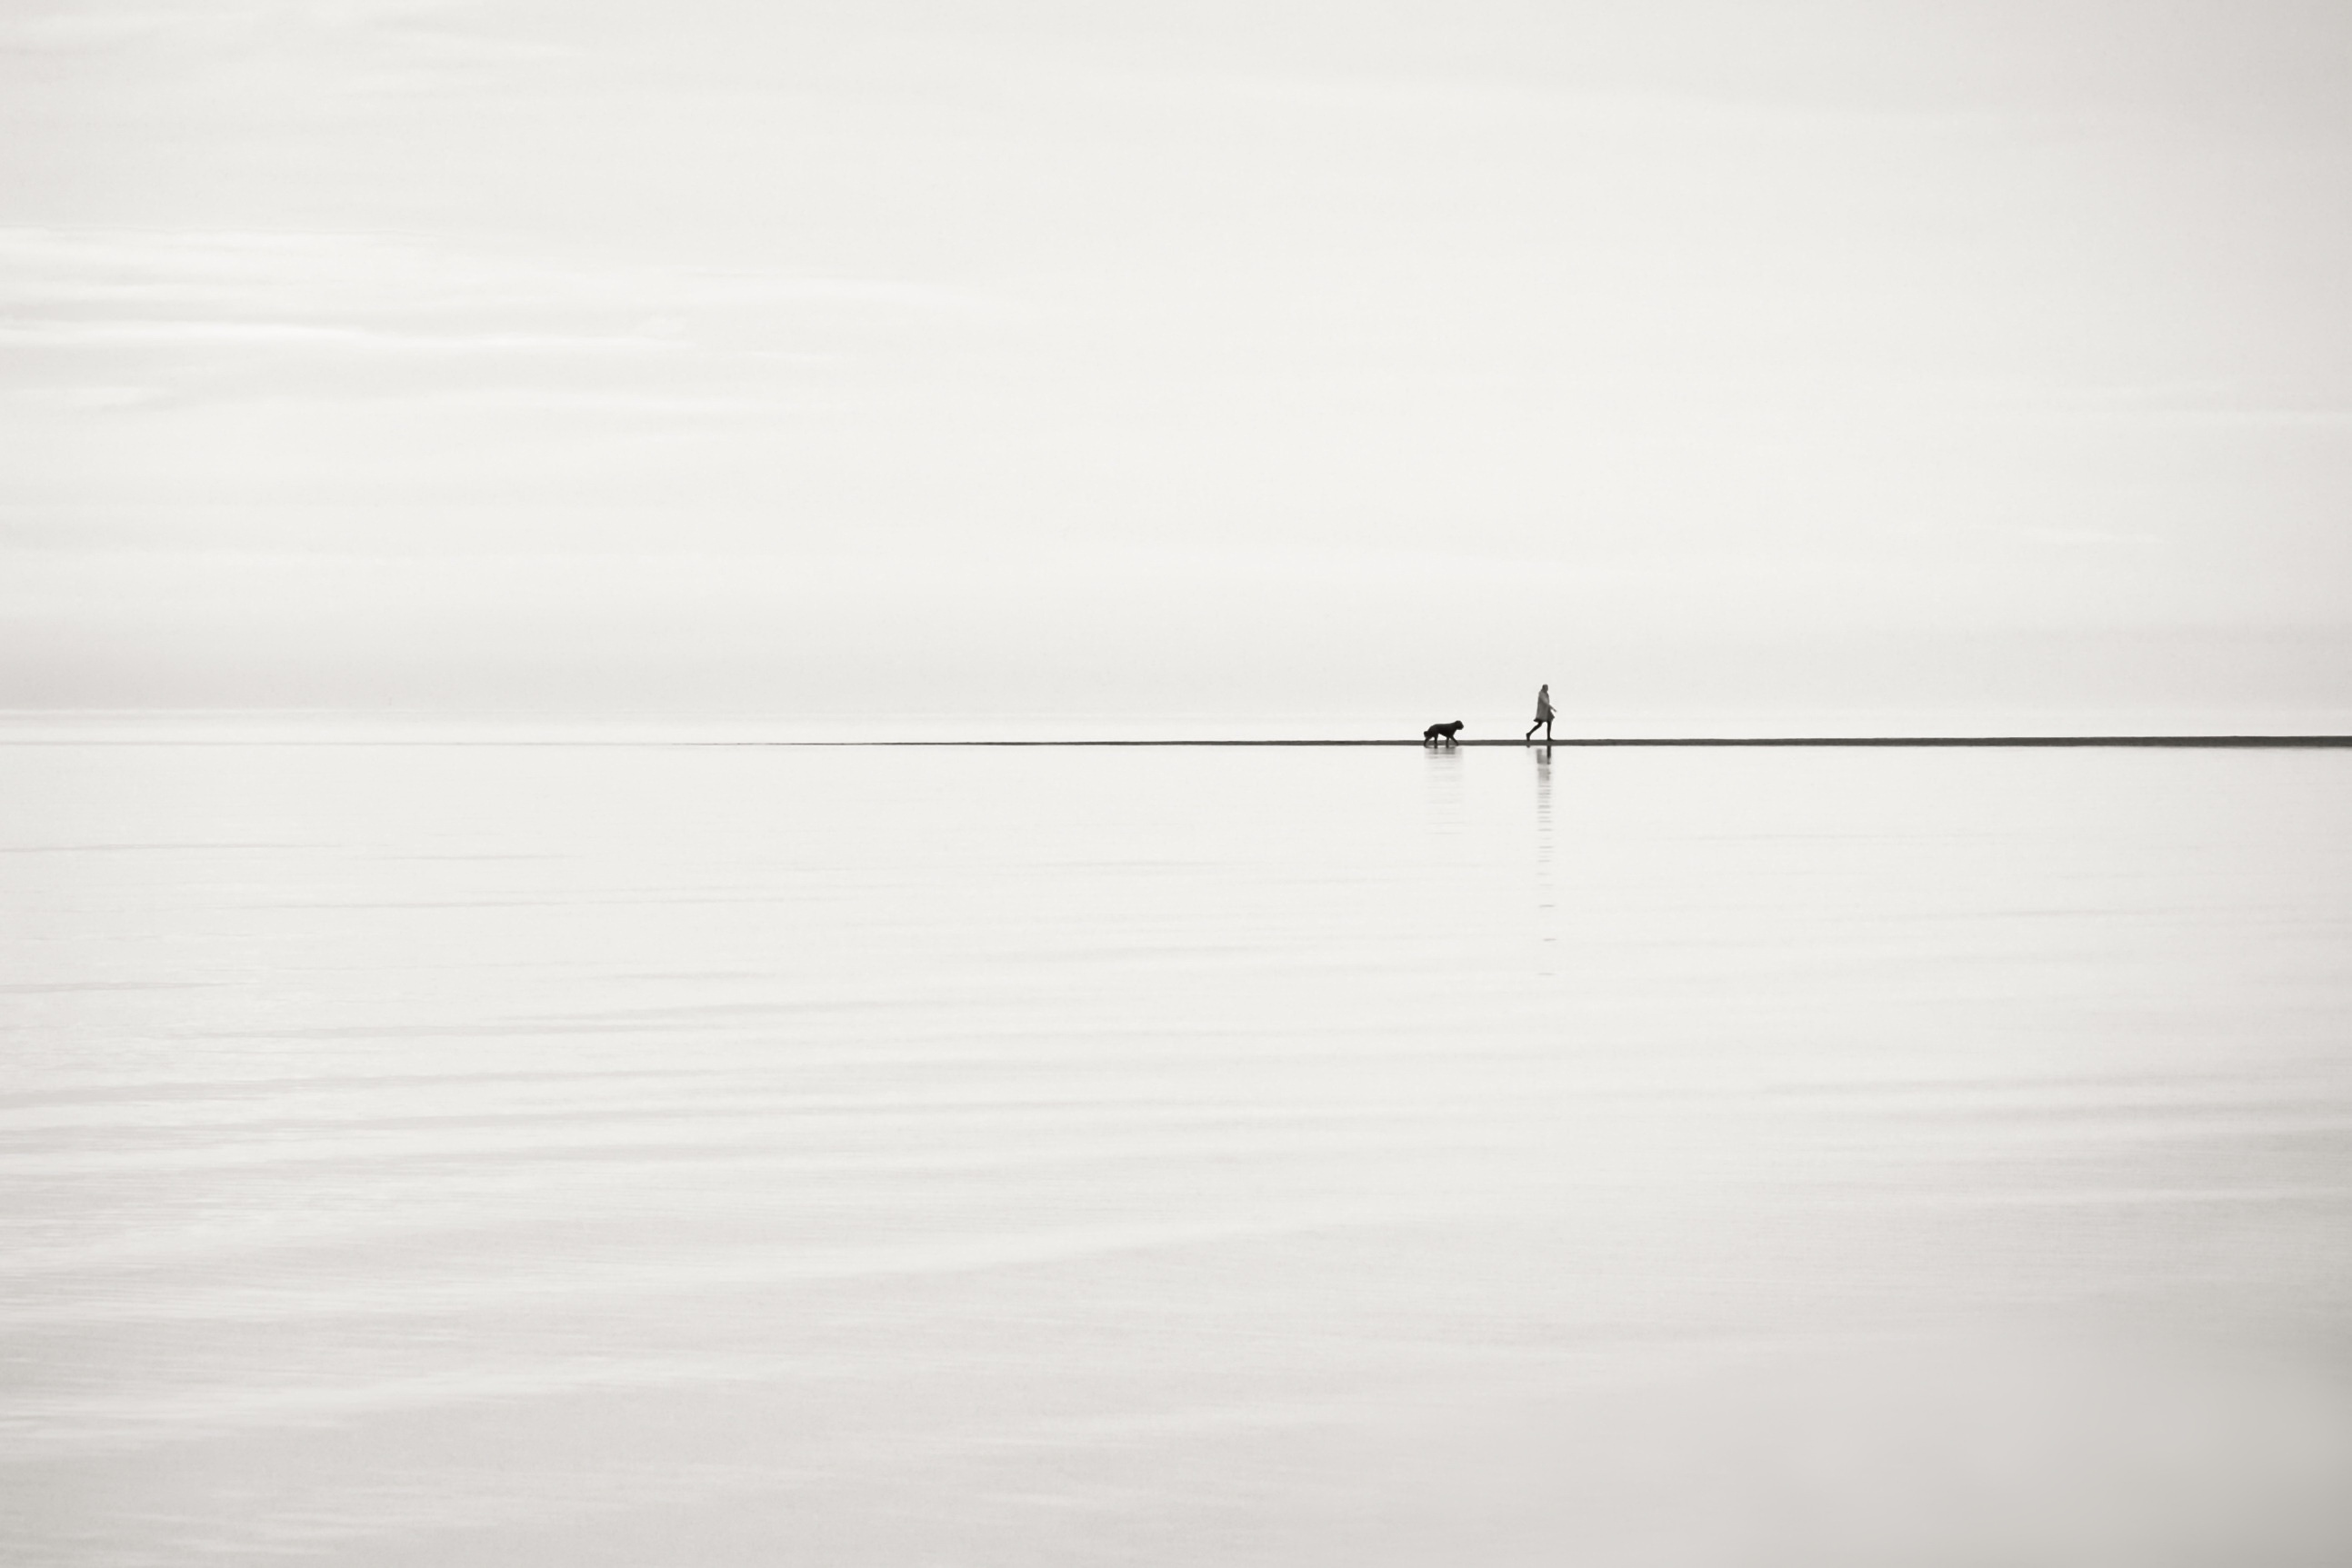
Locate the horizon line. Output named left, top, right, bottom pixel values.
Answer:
left=4, top=735, right=2347, bottom=749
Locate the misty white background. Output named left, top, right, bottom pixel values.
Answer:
left=5, top=1, right=2349, bottom=731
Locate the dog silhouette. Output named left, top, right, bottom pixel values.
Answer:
left=1422, top=721, right=1465, bottom=746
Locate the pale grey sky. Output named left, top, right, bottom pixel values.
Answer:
left=5, top=1, right=2348, bottom=729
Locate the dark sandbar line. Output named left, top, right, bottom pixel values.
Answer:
left=800, top=735, right=2352, bottom=749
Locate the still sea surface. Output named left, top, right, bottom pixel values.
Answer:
left=5, top=739, right=2351, bottom=1566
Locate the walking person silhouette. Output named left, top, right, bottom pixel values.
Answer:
left=1525, top=683, right=1554, bottom=744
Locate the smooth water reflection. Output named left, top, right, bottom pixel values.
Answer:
left=3, top=743, right=2349, bottom=1565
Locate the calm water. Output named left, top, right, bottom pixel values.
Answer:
left=5, top=743, right=2351, bottom=1565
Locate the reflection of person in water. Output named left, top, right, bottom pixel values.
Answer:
left=1524, top=683, right=1554, bottom=744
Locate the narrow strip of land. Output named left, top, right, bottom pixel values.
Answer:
left=806, top=735, right=2351, bottom=748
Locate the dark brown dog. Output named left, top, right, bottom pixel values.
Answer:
left=1422, top=721, right=1465, bottom=745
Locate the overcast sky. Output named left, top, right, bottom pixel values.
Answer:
left=5, top=1, right=2349, bottom=730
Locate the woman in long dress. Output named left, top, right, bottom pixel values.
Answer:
left=1525, top=683, right=1553, bottom=744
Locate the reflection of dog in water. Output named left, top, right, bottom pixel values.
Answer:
left=1422, top=720, right=1466, bottom=746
